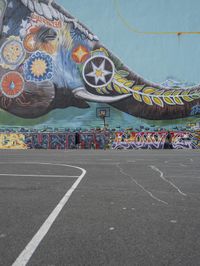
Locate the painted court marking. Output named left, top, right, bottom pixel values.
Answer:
left=0, top=173, right=78, bottom=178
left=150, top=165, right=187, bottom=196
left=116, top=163, right=168, bottom=205
left=179, top=163, right=187, bottom=167
left=2, top=162, right=87, bottom=266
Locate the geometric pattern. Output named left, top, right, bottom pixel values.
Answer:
left=82, top=55, right=115, bottom=88
left=1, top=38, right=26, bottom=69
left=1, top=72, right=24, bottom=98
left=23, top=51, right=53, bottom=82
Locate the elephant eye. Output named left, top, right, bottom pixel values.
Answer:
left=35, top=27, right=57, bottom=43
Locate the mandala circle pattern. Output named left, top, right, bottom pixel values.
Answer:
left=1, top=72, right=24, bottom=98
left=82, top=55, right=115, bottom=88
left=24, top=51, right=53, bottom=82
left=1, top=39, right=25, bottom=67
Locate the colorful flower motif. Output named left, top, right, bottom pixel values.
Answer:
left=23, top=51, right=53, bottom=82
left=72, top=45, right=90, bottom=64
left=0, top=37, right=26, bottom=69
left=1, top=72, right=24, bottom=98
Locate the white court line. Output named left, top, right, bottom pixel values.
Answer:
left=150, top=165, right=187, bottom=197
left=0, top=174, right=78, bottom=178
left=11, top=162, right=86, bottom=266
left=116, top=164, right=168, bottom=205
left=0, top=161, right=120, bottom=166
left=179, top=163, right=187, bottom=167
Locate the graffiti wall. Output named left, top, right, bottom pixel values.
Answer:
left=0, top=131, right=199, bottom=150
left=0, top=131, right=110, bottom=149
left=0, top=133, right=27, bottom=149
left=0, top=0, right=200, bottom=129
left=112, top=131, right=200, bottom=149
left=24, top=132, right=110, bottom=149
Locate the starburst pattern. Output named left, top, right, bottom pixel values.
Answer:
left=82, top=55, right=115, bottom=88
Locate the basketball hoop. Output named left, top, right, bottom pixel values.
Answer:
left=99, top=111, right=106, bottom=119
left=96, top=107, right=110, bottom=128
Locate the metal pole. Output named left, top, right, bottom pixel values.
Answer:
left=103, top=116, right=106, bottom=128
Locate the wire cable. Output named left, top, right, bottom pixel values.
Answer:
left=113, top=0, right=200, bottom=35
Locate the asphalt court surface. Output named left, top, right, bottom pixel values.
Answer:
left=0, top=149, right=200, bottom=266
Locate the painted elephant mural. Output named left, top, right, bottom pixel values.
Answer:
left=0, top=0, right=200, bottom=120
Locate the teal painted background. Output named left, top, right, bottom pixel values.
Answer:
left=1, top=0, right=200, bottom=129
left=60, top=0, right=200, bottom=84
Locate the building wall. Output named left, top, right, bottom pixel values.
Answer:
left=0, top=131, right=199, bottom=149
left=0, top=0, right=200, bottom=129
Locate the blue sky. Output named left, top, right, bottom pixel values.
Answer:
left=58, top=0, right=200, bottom=85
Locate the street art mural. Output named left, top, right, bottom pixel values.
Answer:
left=0, top=131, right=110, bottom=149
left=0, top=131, right=199, bottom=149
left=0, top=133, right=27, bottom=149
left=112, top=131, right=200, bottom=149
left=0, top=0, right=200, bottom=126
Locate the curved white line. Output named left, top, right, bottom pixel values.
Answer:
left=150, top=165, right=187, bottom=197
left=11, top=162, right=86, bottom=266
left=116, top=164, right=168, bottom=205
left=179, top=163, right=187, bottom=167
